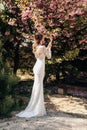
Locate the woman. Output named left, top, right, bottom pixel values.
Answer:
left=16, top=33, right=52, bottom=118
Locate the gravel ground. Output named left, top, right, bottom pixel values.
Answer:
left=0, top=94, right=87, bottom=130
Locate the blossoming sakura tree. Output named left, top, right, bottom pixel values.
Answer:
left=0, top=0, right=87, bottom=74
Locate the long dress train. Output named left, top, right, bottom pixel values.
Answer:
left=16, top=45, right=51, bottom=118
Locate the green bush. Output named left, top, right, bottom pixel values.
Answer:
left=0, top=65, right=19, bottom=116
left=0, top=95, right=14, bottom=114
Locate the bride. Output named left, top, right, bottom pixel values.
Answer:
left=16, top=33, right=52, bottom=118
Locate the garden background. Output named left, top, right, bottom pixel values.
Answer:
left=0, top=0, right=87, bottom=118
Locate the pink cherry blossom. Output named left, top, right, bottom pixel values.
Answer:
left=75, top=8, right=83, bottom=15
left=16, top=37, right=21, bottom=41
left=5, top=31, right=10, bottom=36
left=70, top=25, right=75, bottom=29
left=66, top=33, right=72, bottom=38
left=8, top=21, right=15, bottom=26
left=69, top=11, right=75, bottom=17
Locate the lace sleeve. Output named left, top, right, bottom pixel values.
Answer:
left=43, top=46, right=51, bottom=59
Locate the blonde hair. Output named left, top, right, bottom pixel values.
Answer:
left=32, top=33, right=43, bottom=54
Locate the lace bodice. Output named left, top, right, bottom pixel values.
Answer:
left=35, top=45, right=51, bottom=60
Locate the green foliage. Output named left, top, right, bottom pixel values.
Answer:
left=64, top=48, right=80, bottom=60
left=0, top=95, right=14, bottom=114
left=0, top=66, right=19, bottom=115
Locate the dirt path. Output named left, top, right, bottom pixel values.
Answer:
left=0, top=95, right=87, bottom=130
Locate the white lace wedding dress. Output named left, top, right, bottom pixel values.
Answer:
left=16, top=45, right=51, bottom=118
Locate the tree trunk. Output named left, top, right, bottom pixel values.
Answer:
left=13, top=44, right=19, bottom=74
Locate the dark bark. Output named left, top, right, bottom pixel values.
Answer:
left=13, top=44, right=19, bottom=74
